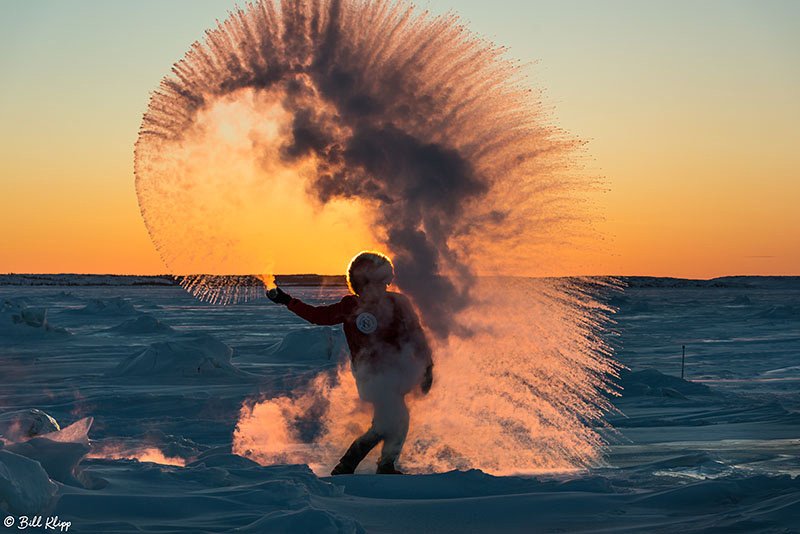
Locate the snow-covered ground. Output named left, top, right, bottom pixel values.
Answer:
left=1, top=279, right=798, bottom=533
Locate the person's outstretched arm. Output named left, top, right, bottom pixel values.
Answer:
left=268, top=286, right=350, bottom=326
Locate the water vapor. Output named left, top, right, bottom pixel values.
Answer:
left=135, top=0, right=620, bottom=473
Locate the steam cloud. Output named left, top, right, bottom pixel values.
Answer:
left=135, top=0, right=620, bottom=473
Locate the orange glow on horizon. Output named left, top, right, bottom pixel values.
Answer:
left=3, top=101, right=796, bottom=278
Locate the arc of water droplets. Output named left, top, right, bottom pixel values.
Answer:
left=134, top=0, right=621, bottom=474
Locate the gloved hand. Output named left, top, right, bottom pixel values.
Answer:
left=267, top=286, right=292, bottom=305
left=421, top=364, right=433, bottom=394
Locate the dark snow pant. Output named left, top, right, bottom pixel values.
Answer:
left=336, top=394, right=409, bottom=472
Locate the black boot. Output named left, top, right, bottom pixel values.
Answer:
left=331, top=461, right=355, bottom=475
left=376, top=461, right=403, bottom=475
left=330, top=431, right=381, bottom=476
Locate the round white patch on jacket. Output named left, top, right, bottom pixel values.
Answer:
left=356, top=312, right=378, bottom=334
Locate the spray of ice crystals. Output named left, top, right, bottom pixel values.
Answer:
left=135, top=0, right=621, bottom=473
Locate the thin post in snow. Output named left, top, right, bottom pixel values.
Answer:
left=681, top=345, right=686, bottom=379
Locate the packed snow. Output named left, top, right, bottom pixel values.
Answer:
left=1, top=277, right=798, bottom=532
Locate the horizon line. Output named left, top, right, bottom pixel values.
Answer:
left=3, top=273, right=799, bottom=280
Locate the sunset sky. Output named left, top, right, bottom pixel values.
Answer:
left=1, top=0, right=798, bottom=277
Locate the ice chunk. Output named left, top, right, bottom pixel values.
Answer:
left=0, top=300, right=68, bottom=336
left=0, top=450, right=58, bottom=515
left=39, top=417, right=92, bottom=445
left=0, top=409, right=60, bottom=442
left=4, top=418, right=93, bottom=487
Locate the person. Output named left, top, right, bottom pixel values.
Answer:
left=268, top=251, right=433, bottom=475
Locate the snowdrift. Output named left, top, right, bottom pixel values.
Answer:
left=58, top=452, right=362, bottom=533
left=70, top=297, right=140, bottom=316
left=232, top=506, right=364, bottom=534
left=263, top=327, right=348, bottom=363
left=328, top=468, right=614, bottom=500
left=103, top=314, right=175, bottom=335
left=88, top=430, right=209, bottom=467
left=108, top=333, right=251, bottom=380
left=755, top=305, right=798, bottom=320
left=617, top=368, right=713, bottom=398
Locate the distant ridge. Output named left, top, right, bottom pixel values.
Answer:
left=620, top=276, right=800, bottom=289
left=0, top=273, right=348, bottom=287
left=0, top=274, right=177, bottom=286
left=275, top=274, right=347, bottom=287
